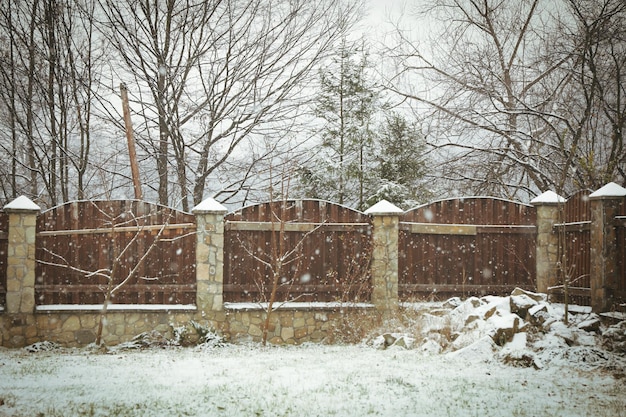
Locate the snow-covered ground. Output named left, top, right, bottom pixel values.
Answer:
left=1, top=292, right=624, bottom=417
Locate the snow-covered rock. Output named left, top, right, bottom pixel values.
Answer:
left=602, top=321, right=626, bottom=353
left=511, top=287, right=547, bottom=303
left=373, top=333, right=415, bottom=350
left=446, top=336, right=498, bottom=362
left=499, top=333, right=543, bottom=369
left=510, top=294, right=539, bottom=319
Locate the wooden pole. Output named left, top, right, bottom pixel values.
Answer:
left=120, top=83, right=143, bottom=200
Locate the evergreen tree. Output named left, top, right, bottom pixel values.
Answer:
left=299, top=40, right=379, bottom=210
left=367, top=112, right=430, bottom=210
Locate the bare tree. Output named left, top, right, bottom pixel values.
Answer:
left=387, top=0, right=625, bottom=200
left=98, top=0, right=364, bottom=210
left=0, top=0, right=110, bottom=207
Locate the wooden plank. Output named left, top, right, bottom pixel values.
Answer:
left=223, top=284, right=339, bottom=293
left=399, top=284, right=522, bottom=292
left=547, top=286, right=591, bottom=297
left=37, top=223, right=196, bottom=236
left=226, top=221, right=370, bottom=232
left=400, top=222, right=477, bottom=235
left=554, top=221, right=592, bottom=232
left=400, top=222, right=535, bottom=235
left=477, top=225, right=536, bottom=234
left=614, top=216, right=626, bottom=227
left=0, top=232, right=7, bottom=240
left=36, top=284, right=196, bottom=292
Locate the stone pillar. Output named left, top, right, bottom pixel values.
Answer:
left=589, top=182, right=626, bottom=312
left=365, top=200, right=403, bottom=313
left=192, top=198, right=228, bottom=312
left=3, top=196, right=40, bottom=315
left=531, top=191, right=564, bottom=294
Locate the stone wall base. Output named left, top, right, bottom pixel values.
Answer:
left=0, top=306, right=379, bottom=348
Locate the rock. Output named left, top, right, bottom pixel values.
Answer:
left=391, top=335, right=415, bottom=349
left=383, top=333, right=397, bottom=346
left=420, top=339, right=442, bottom=355
left=577, top=316, right=601, bottom=333
left=499, top=333, right=543, bottom=369
left=443, top=297, right=462, bottom=309
left=487, top=314, right=523, bottom=346
left=24, top=341, right=59, bottom=352
left=549, top=321, right=596, bottom=347
left=446, top=336, right=498, bottom=361
left=374, top=333, right=415, bottom=350
left=510, top=294, right=539, bottom=319
left=373, top=333, right=398, bottom=349
left=511, top=287, right=547, bottom=303
left=602, top=321, right=626, bottom=353
left=528, top=304, right=550, bottom=326
left=420, top=313, right=449, bottom=333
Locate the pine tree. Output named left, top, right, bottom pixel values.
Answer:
left=299, top=40, right=379, bottom=210
left=367, top=112, right=430, bottom=210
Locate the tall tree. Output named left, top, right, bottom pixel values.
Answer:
left=387, top=0, right=625, bottom=200
left=99, top=0, right=362, bottom=211
left=0, top=0, right=108, bottom=207
left=368, top=112, right=430, bottom=209
left=300, top=40, right=379, bottom=209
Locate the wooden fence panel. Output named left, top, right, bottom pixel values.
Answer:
left=35, top=200, right=196, bottom=305
left=0, top=212, right=7, bottom=307
left=399, top=198, right=536, bottom=300
left=615, top=199, right=626, bottom=310
left=553, top=190, right=592, bottom=305
left=224, top=200, right=372, bottom=303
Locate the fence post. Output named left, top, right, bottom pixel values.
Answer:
left=192, top=198, right=228, bottom=312
left=365, top=200, right=403, bottom=313
left=3, top=196, right=40, bottom=315
left=531, top=191, right=564, bottom=294
left=589, top=182, right=626, bottom=312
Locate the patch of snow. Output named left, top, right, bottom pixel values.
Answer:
left=191, top=197, right=228, bottom=214
left=364, top=199, right=404, bottom=215
left=445, top=335, right=498, bottom=362
left=589, top=182, right=626, bottom=198
left=3, top=290, right=626, bottom=416
left=3, top=195, right=41, bottom=212
left=530, top=190, right=565, bottom=204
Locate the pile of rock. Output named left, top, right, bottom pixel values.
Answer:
left=373, top=288, right=626, bottom=373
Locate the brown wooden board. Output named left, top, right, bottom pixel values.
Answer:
left=552, top=190, right=592, bottom=305
left=35, top=200, right=196, bottom=305
left=400, top=197, right=536, bottom=301
left=615, top=198, right=626, bottom=310
left=224, top=200, right=372, bottom=303
left=0, top=212, right=7, bottom=306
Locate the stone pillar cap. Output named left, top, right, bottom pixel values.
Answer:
left=3, top=195, right=41, bottom=212
left=364, top=199, right=404, bottom=215
left=192, top=197, right=228, bottom=214
left=589, top=182, right=626, bottom=199
left=530, top=190, right=565, bottom=205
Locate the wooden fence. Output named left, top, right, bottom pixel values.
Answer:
left=0, top=212, right=7, bottom=307
left=553, top=190, right=592, bottom=305
left=223, top=200, right=372, bottom=303
left=399, top=197, right=537, bottom=300
left=617, top=214, right=626, bottom=304
left=35, top=200, right=196, bottom=305
left=2, top=191, right=624, bottom=310
left=612, top=199, right=626, bottom=305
